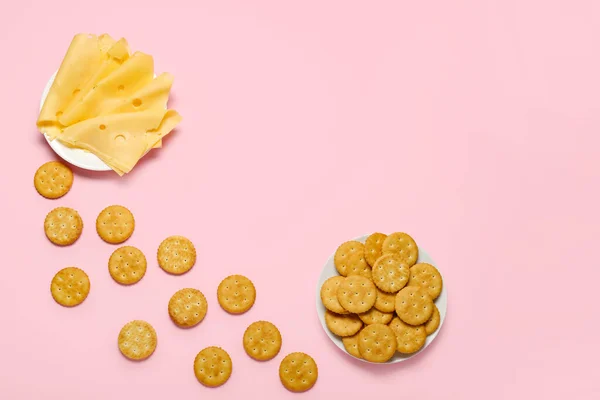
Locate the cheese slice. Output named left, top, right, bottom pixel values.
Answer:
left=98, top=34, right=116, bottom=53
left=58, top=51, right=154, bottom=126
left=37, top=34, right=105, bottom=139
left=57, top=109, right=181, bottom=175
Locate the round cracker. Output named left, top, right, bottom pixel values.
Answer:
left=96, top=205, right=135, bottom=244
left=194, top=346, right=232, bottom=387
left=243, top=320, right=282, bottom=361
left=408, top=262, right=443, bottom=300
left=365, top=232, right=386, bottom=267
left=389, top=316, right=427, bottom=354
left=44, top=207, right=83, bottom=246
left=372, top=253, right=410, bottom=293
left=324, top=310, right=363, bottom=337
left=157, top=235, right=196, bottom=275
left=217, top=275, right=256, bottom=314
left=108, top=246, right=147, bottom=285
left=279, top=352, right=318, bottom=392
left=118, top=320, right=157, bottom=360
left=342, top=333, right=362, bottom=359
left=395, top=286, right=434, bottom=326
left=425, top=303, right=440, bottom=335
left=336, top=275, right=376, bottom=314
left=382, top=232, right=418, bottom=266
left=374, top=287, right=396, bottom=313
left=168, top=288, right=208, bottom=328
left=50, top=267, right=90, bottom=307
left=320, top=276, right=348, bottom=314
left=357, top=324, right=397, bottom=363
left=358, top=308, right=394, bottom=325
left=34, top=161, right=73, bottom=199
left=334, top=241, right=369, bottom=277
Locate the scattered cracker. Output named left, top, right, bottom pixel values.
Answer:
left=243, top=321, right=282, bottom=361
left=395, top=286, right=434, bottom=326
left=217, top=275, right=256, bottom=314
left=320, top=276, right=348, bottom=314
left=118, top=320, right=157, bottom=360
left=336, top=275, right=376, bottom=314
left=279, top=352, right=318, bottom=392
left=324, top=310, right=363, bottom=337
left=157, top=235, right=196, bottom=275
left=50, top=267, right=90, bottom=307
left=334, top=241, right=369, bottom=277
left=358, top=307, right=393, bottom=325
left=96, top=205, right=135, bottom=244
left=342, top=333, right=362, bottom=359
left=44, top=207, right=83, bottom=246
left=357, top=323, right=397, bottom=363
left=389, top=316, right=427, bottom=354
left=168, top=288, right=208, bottom=328
left=194, top=346, right=232, bottom=387
left=425, top=303, right=441, bottom=335
left=374, top=287, right=396, bottom=313
left=34, top=161, right=73, bottom=199
left=365, top=232, right=387, bottom=267
left=382, top=232, right=418, bottom=266
left=108, top=246, right=147, bottom=285
left=409, top=262, right=443, bottom=300
left=372, top=253, right=410, bottom=293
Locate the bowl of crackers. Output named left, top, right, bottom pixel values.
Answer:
left=316, top=232, right=447, bottom=363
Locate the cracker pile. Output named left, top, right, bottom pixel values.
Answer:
left=37, top=161, right=318, bottom=392
left=321, top=232, right=443, bottom=362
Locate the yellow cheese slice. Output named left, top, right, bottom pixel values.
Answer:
left=57, top=109, right=181, bottom=175
left=62, top=38, right=131, bottom=117
left=58, top=51, right=154, bottom=126
left=37, top=34, right=104, bottom=139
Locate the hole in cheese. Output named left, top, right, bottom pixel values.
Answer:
left=115, top=135, right=126, bottom=143
left=99, top=124, right=106, bottom=130
left=118, top=85, right=125, bottom=91
left=132, top=98, right=142, bottom=107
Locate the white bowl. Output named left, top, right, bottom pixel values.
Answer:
left=316, top=234, right=448, bottom=363
left=39, top=71, right=112, bottom=171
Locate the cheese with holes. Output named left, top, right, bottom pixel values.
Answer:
left=59, top=51, right=154, bottom=126
left=38, top=34, right=105, bottom=139
left=57, top=109, right=181, bottom=175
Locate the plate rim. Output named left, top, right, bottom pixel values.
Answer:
left=315, top=233, right=448, bottom=364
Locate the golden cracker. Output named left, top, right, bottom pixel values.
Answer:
left=389, top=316, right=427, bottom=354
left=96, top=205, right=135, bottom=244
left=194, top=346, right=232, bottom=387
left=50, top=267, right=90, bottom=307
left=217, top=275, right=256, bottom=314
left=425, top=303, right=440, bottom=335
left=374, top=287, right=396, bottom=313
left=44, top=207, right=83, bottom=246
left=168, top=288, right=208, bottom=328
left=320, top=276, right=348, bottom=314
left=157, top=235, right=196, bottom=275
left=372, top=253, right=410, bottom=293
left=279, top=352, right=318, bottom=392
left=365, top=232, right=386, bottom=267
left=324, top=310, right=363, bottom=337
left=34, top=161, right=73, bottom=199
left=382, top=232, right=418, bottom=266
left=395, top=286, right=434, bottom=325
left=334, top=241, right=369, bottom=277
left=408, top=262, right=443, bottom=300
left=357, top=323, right=397, bottom=363
left=336, top=275, right=376, bottom=314
left=243, top=320, right=282, bottom=361
left=358, top=307, right=394, bottom=325
left=118, top=320, right=157, bottom=360
left=108, top=246, right=147, bottom=285
left=342, top=333, right=362, bottom=359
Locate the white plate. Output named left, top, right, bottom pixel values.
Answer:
left=316, top=234, right=447, bottom=363
left=39, top=71, right=112, bottom=171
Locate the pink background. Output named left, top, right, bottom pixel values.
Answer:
left=1, top=0, right=599, bottom=398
